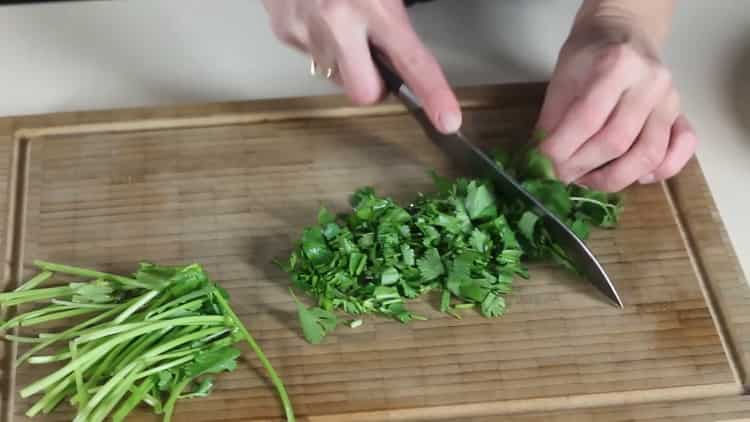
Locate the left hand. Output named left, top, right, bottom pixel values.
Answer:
left=536, top=17, right=697, bottom=192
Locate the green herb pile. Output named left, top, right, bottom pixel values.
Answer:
left=0, top=260, right=295, bottom=422
left=284, top=148, right=623, bottom=344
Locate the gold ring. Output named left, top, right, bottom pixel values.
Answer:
left=310, top=59, right=336, bottom=80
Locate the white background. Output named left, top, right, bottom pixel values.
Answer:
left=1, top=0, right=749, bottom=278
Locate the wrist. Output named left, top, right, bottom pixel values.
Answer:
left=570, top=0, right=674, bottom=53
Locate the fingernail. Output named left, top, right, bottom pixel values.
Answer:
left=639, top=174, right=656, bottom=184
left=439, top=112, right=461, bottom=133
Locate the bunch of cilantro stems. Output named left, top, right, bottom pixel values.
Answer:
left=285, top=148, right=623, bottom=344
left=0, top=260, right=295, bottom=422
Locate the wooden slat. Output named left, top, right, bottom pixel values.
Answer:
left=460, top=395, right=750, bottom=422
left=667, top=161, right=750, bottom=388
left=0, top=83, right=747, bottom=421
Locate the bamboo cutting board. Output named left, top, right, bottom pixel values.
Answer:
left=1, top=83, right=749, bottom=421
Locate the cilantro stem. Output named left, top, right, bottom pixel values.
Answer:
left=70, top=341, right=89, bottom=410
left=19, top=307, right=102, bottom=328
left=17, top=298, right=137, bottom=366
left=144, top=287, right=212, bottom=319
left=50, top=300, right=117, bottom=309
left=75, top=316, right=220, bottom=344
left=112, top=378, right=154, bottom=422
left=85, top=361, right=146, bottom=422
left=80, top=360, right=139, bottom=417
left=1, top=305, right=69, bottom=330
left=26, top=374, right=73, bottom=416
left=3, top=334, right=43, bottom=343
left=20, top=318, right=225, bottom=398
left=162, top=378, right=191, bottom=422
left=148, top=298, right=205, bottom=320
left=111, top=328, right=170, bottom=374
left=33, top=260, right=156, bottom=290
left=14, top=271, right=53, bottom=292
left=0, top=286, right=74, bottom=306
left=113, top=290, right=159, bottom=324
left=212, top=291, right=296, bottom=422
left=134, top=355, right=195, bottom=380
left=569, top=196, right=619, bottom=209
left=140, top=388, right=163, bottom=412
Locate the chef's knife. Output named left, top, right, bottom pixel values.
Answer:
left=371, top=51, right=623, bottom=308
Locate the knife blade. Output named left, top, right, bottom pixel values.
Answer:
left=371, top=51, right=623, bottom=308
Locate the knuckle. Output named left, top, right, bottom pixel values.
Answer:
left=605, top=171, right=633, bottom=192
left=671, top=90, right=682, bottom=110
left=640, top=146, right=667, bottom=170
left=604, top=136, right=632, bottom=157
left=594, top=43, right=633, bottom=75
left=269, top=20, right=295, bottom=43
left=652, top=65, right=672, bottom=87
left=268, top=17, right=308, bottom=48
left=615, top=113, right=645, bottom=140
left=575, top=97, right=606, bottom=135
left=666, top=89, right=681, bottom=113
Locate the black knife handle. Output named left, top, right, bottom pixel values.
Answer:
left=371, top=45, right=425, bottom=112
left=371, top=47, right=405, bottom=95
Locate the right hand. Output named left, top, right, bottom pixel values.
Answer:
left=261, top=0, right=462, bottom=133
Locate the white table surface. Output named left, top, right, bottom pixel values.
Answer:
left=1, top=0, right=748, bottom=280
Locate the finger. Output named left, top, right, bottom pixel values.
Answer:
left=576, top=91, right=679, bottom=191
left=559, top=83, right=675, bottom=184
left=307, top=15, right=340, bottom=74
left=535, top=78, right=575, bottom=137
left=328, top=27, right=385, bottom=105
left=641, top=114, right=698, bottom=183
left=371, top=21, right=461, bottom=133
left=263, top=1, right=311, bottom=53
left=308, top=5, right=385, bottom=105
left=538, top=66, right=632, bottom=165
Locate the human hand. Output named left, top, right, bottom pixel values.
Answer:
left=536, top=16, right=697, bottom=192
left=261, top=0, right=462, bottom=133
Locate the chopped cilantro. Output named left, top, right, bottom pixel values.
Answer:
left=283, top=146, right=623, bottom=343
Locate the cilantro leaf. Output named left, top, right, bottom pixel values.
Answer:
left=465, top=181, right=497, bottom=221
left=292, top=292, right=338, bottom=344
left=417, top=248, right=445, bottom=281
left=469, top=228, right=490, bottom=254
left=569, top=218, right=591, bottom=240
left=381, top=267, right=400, bottom=286
left=183, top=347, right=240, bottom=378
left=318, top=206, right=336, bottom=226
left=520, top=148, right=556, bottom=180
left=301, top=227, right=333, bottom=267
left=481, top=293, right=506, bottom=317
left=518, top=211, right=539, bottom=243
left=459, top=279, right=488, bottom=302
left=522, top=179, right=572, bottom=218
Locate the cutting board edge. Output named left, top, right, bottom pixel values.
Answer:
left=0, top=83, right=548, bottom=139
left=304, top=382, right=741, bottom=422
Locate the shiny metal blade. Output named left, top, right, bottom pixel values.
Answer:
left=372, top=50, right=623, bottom=308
